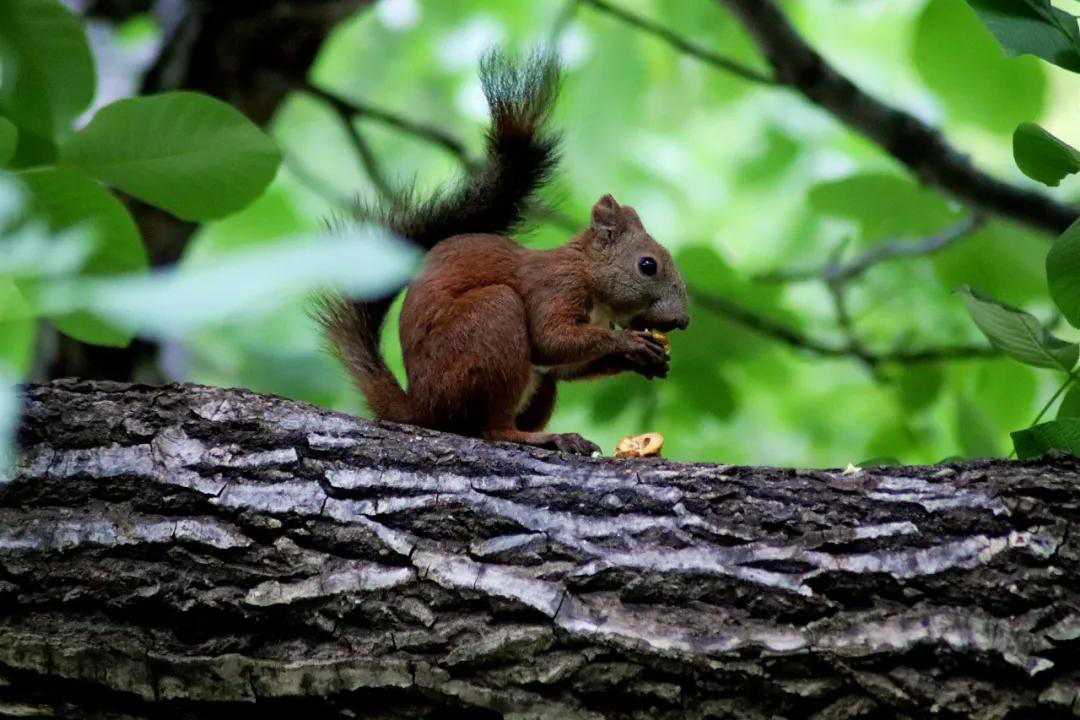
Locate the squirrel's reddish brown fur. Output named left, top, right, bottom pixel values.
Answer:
left=318, top=51, right=689, bottom=455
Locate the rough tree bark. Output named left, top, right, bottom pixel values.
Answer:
left=1, top=380, right=1078, bottom=719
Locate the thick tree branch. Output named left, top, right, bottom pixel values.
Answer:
left=585, top=0, right=1077, bottom=235
left=719, top=0, right=1077, bottom=235
left=1, top=380, right=1078, bottom=718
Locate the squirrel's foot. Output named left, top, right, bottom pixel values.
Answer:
left=546, top=432, right=601, bottom=456
left=485, top=429, right=600, bottom=456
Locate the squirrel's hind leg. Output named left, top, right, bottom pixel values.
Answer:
left=515, top=374, right=556, bottom=431
left=505, top=373, right=600, bottom=454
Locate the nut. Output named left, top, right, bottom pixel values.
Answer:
left=648, top=329, right=671, bottom=355
left=614, top=432, right=664, bottom=458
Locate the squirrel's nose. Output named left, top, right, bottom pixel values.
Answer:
left=676, top=315, right=689, bottom=330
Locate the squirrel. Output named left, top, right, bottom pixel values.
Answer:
left=317, top=51, right=689, bottom=456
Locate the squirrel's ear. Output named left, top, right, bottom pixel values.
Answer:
left=590, top=194, right=624, bottom=243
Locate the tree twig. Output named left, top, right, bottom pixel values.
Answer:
left=581, top=0, right=776, bottom=85
left=757, top=215, right=987, bottom=285
left=302, top=82, right=475, bottom=169
left=692, top=289, right=997, bottom=367
left=717, top=0, right=1076, bottom=236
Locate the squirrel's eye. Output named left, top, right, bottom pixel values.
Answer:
left=638, top=256, right=658, bottom=276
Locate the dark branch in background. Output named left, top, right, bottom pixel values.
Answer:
left=580, top=0, right=776, bottom=85
left=301, top=82, right=581, bottom=233
left=692, top=290, right=997, bottom=367
left=718, top=0, right=1077, bottom=236
left=757, top=215, right=987, bottom=285
left=583, top=0, right=1077, bottom=236
left=302, top=85, right=395, bottom=200
left=303, top=83, right=474, bottom=169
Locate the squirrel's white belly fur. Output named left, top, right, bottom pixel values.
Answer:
left=516, top=303, right=615, bottom=415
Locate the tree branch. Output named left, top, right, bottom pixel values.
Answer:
left=693, top=289, right=997, bottom=366
left=300, top=82, right=582, bottom=233
left=303, top=82, right=475, bottom=170
left=718, top=0, right=1077, bottom=235
left=3, top=380, right=1078, bottom=718
left=580, top=0, right=776, bottom=85
left=757, top=215, right=987, bottom=285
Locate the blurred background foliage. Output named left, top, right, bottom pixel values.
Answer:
left=4, top=0, right=1080, bottom=468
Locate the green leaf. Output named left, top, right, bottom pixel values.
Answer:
left=0, top=0, right=95, bottom=143
left=0, top=117, right=16, bottom=167
left=808, top=173, right=959, bottom=246
left=1057, top=384, right=1080, bottom=419
left=967, top=0, right=1080, bottom=73
left=956, top=394, right=1003, bottom=458
left=1012, top=418, right=1080, bottom=458
left=18, top=169, right=147, bottom=346
left=1013, top=123, right=1080, bottom=187
left=899, top=364, right=944, bottom=413
left=957, top=286, right=1078, bottom=371
left=34, top=225, right=419, bottom=340
left=914, top=0, right=1045, bottom=134
left=934, top=220, right=1049, bottom=304
left=1047, top=219, right=1080, bottom=328
left=59, top=92, right=282, bottom=221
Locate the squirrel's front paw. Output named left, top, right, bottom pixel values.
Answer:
left=620, top=330, right=670, bottom=379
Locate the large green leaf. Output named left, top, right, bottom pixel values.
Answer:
left=808, top=173, right=959, bottom=246
left=914, top=0, right=1045, bottom=134
left=35, top=225, right=419, bottom=339
left=19, top=169, right=147, bottom=346
left=1047, top=219, right=1080, bottom=328
left=958, top=286, right=1078, bottom=371
left=0, top=0, right=94, bottom=144
left=967, top=0, right=1080, bottom=72
left=0, top=117, right=16, bottom=167
left=1012, top=418, right=1080, bottom=458
left=1013, top=123, right=1080, bottom=187
left=59, top=92, right=282, bottom=221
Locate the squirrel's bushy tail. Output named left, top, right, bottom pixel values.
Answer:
left=316, top=50, right=561, bottom=423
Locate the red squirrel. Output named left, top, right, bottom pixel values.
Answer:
left=318, top=52, right=689, bottom=455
